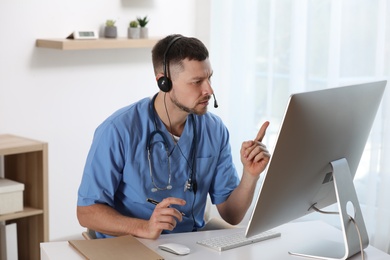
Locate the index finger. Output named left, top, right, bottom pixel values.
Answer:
left=254, top=121, right=270, bottom=142
left=158, top=197, right=186, bottom=208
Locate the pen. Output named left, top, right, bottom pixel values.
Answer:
left=147, top=198, right=185, bottom=216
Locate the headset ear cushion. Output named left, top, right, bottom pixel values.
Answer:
left=157, top=76, right=172, bottom=92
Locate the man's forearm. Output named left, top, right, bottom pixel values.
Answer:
left=77, top=204, right=149, bottom=238
left=218, top=173, right=259, bottom=225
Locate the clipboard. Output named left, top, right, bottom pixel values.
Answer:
left=68, top=235, right=164, bottom=260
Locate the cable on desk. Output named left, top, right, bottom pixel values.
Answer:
left=348, top=215, right=365, bottom=260
left=310, top=204, right=365, bottom=260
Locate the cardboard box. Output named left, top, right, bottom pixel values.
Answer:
left=0, top=178, right=24, bottom=215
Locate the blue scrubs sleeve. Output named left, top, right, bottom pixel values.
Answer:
left=210, top=142, right=239, bottom=205
left=77, top=121, right=125, bottom=207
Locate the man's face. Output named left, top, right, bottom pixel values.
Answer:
left=169, top=58, right=213, bottom=115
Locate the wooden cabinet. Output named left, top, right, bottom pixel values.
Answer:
left=0, top=134, right=48, bottom=260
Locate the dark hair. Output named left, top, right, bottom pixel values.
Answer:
left=151, top=34, right=209, bottom=75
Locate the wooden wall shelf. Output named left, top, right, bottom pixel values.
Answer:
left=0, top=207, right=44, bottom=221
left=0, top=134, right=48, bottom=260
left=36, top=37, right=159, bottom=50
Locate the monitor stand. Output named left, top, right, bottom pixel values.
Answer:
left=289, top=158, right=369, bottom=260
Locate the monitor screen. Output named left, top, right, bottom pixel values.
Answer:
left=245, top=80, right=386, bottom=258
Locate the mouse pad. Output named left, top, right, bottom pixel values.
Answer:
left=69, top=235, right=164, bottom=260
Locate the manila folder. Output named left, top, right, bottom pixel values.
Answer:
left=68, top=235, right=164, bottom=260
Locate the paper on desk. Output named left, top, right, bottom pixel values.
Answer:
left=68, top=235, right=164, bottom=260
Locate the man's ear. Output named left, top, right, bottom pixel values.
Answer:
left=156, top=73, right=164, bottom=81
left=156, top=72, right=172, bottom=92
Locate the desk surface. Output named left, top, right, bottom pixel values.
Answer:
left=41, top=221, right=390, bottom=260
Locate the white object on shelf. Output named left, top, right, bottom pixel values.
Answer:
left=67, top=30, right=98, bottom=40
left=0, top=223, right=18, bottom=260
left=0, top=178, right=24, bottom=215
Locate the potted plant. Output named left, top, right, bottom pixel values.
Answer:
left=137, top=16, right=149, bottom=38
left=128, top=20, right=140, bottom=39
left=104, top=19, right=117, bottom=38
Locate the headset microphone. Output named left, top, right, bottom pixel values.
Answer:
left=213, top=93, right=219, bottom=108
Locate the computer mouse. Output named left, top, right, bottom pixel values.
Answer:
left=158, top=243, right=191, bottom=255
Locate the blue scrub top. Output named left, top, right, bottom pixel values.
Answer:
left=77, top=95, right=239, bottom=238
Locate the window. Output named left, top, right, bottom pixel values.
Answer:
left=210, top=0, right=390, bottom=252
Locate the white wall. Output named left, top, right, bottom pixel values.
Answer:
left=0, top=0, right=210, bottom=240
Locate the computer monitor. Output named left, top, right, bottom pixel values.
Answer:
left=245, top=80, right=386, bottom=259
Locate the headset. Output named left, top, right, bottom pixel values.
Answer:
left=157, top=36, right=183, bottom=92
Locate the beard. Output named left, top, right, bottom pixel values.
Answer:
left=170, top=92, right=209, bottom=115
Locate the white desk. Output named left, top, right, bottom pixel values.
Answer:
left=41, top=221, right=390, bottom=260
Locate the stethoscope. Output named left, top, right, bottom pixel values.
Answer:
left=147, top=93, right=198, bottom=194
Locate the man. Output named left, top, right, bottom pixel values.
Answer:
left=77, top=34, right=270, bottom=240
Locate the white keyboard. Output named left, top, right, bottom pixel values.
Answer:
left=197, top=229, right=281, bottom=252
